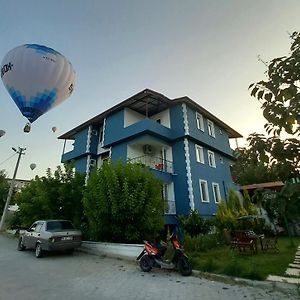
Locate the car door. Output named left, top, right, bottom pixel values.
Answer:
left=31, top=222, right=44, bottom=247
left=23, top=222, right=38, bottom=249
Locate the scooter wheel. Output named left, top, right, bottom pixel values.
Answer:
left=140, top=255, right=152, bottom=272
left=177, top=256, right=192, bottom=276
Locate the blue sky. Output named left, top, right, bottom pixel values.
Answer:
left=0, top=0, right=299, bottom=180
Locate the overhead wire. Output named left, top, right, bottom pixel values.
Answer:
left=0, top=152, right=17, bottom=166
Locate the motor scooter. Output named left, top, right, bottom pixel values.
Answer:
left=136, top=233, right=192, bottom=276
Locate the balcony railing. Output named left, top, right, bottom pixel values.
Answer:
left=129, top=155, right=173, bottom=174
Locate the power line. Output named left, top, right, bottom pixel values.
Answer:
left=0, top=152, right=17, bottom=166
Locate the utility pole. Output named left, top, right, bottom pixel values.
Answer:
left=0, top=147, right=26, bottom=232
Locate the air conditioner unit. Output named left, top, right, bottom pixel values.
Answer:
left=143, top=144, right=153, bottom=155
left=90, top=159, right=97, bottom=167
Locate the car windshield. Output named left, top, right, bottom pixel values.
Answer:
left=46, top=221, right=74, bottom=231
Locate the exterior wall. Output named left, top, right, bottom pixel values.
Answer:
left=124, top=108, right=144, bottom=127
left=110, top=143, right=127, bottom=164
left=150, top=109, right=171, bottom=128
left=169, top=105, right=186, bottom=139
left=75, top=156, right=88, bottom=174
left=171, top=140, right=190, bottom=216
left=188, top=138, right=234, bottom=217
left=185, top=105, right=232, bottom=156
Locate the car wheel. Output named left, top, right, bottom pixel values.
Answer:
left=17, top=237, right=26, bottom=251
left=35, top=243, right=43, bottom=258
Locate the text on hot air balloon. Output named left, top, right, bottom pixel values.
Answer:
left=1, top=62, right=13, bottom=78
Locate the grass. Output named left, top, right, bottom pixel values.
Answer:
left=187, top=237, right=300, bottom=281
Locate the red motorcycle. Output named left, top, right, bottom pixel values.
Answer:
left=136, top=233, right=192, bottom=276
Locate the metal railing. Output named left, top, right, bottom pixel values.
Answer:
left=129, top=155, right=174, bottom=174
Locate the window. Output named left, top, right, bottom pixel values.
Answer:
left=199, top=179, right=209, bottom=202
left=162, top=182, right=176, bottom=215
left=196, top=112, right=204, bottom=131
left=207, top=120, right=215, bottom=137
left=208, top=150, right=216, bottom=168
left=212, top=183, right=221, bottom=203
left=195, top=145, right=204, bottom=163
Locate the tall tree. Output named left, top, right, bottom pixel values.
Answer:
left=232, top=133, right=300, bottom=184
left=11, top=164, right=85, bottom=229
left=233, top=32, right=300, bottom=185
left=249, top=31, right=300, bottom=136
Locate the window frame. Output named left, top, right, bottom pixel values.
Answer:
left=196, top=112, right=204, bottom=131
left=207, top=150, right=216, bottom=168
left=199, top=179, right=209, bottom=203
left=195, top=145, right=205, bottom=164
left=207, top=119, right=215, bottom=137
left=212, top=182, right=221, bottom=203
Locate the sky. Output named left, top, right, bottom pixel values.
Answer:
left=0, top=0, right=299, bottom=180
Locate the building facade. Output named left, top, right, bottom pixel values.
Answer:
left=59, top=89, right=242, bottom=224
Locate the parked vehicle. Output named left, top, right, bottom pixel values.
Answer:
left=136, top=233, right=192, bottom=276
left=17, top=220, right=82, bottom=258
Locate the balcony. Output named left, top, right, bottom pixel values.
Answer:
left=129, top=155, right=173, bottom=174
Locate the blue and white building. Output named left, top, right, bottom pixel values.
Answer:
left=59, top=89, right=242, bottom=224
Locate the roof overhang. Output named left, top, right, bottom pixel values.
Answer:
left=58, top=89, right=243, bottom=140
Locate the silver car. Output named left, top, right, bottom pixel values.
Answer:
left=17, top=220, right=82, bottom=258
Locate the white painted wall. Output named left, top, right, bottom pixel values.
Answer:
left=124, top=108, right=145, bottom=127
left=150, top=109, right=170, bottom=128
left=124, top=107, right=171, bottom=128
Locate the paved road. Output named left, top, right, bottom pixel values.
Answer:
left=0, top=234, right=291, bottom=300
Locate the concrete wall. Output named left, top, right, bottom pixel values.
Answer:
left=78, top=241, right=144, bottom=261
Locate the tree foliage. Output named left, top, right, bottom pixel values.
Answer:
left=264, top=182, right=300, bottom=225
left=83, top=160, right=164, bottom=243
left=214, top=189, right=256, bottom=231
left=0, top=170, right=9, bottom=214
left=249, top=31, right=300, bottom=136
left=11, top=164, right=85, bottom=229
left=232, top=133, right=300, bottom=184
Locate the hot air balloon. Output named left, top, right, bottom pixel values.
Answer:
left=52, top=126, right=57, bottom=133
left=0, top=130, right=5, bottom=137
left=30, top=163, right=36, bottom=171
left=1, top=44, right=75, bottom=127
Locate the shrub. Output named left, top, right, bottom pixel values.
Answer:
left=179, top=210, right=212, bottom=237
left=183, top=233, right=222, bottom=252
left=83, top=160, right=164, bottom=243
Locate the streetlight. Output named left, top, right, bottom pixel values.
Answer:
left=0, top=147, right=26, bottom=232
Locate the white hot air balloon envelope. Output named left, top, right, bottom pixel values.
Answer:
left=1, top=44, right=75, bottom=123
left=0, top=130, right=5, bottom=137
left=30, top=163, right=36, bottom=170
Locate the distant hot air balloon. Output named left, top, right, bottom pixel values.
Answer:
left=1, top=44, right=75, bottom=126
left=30, top=163, right=36, bottom=171
left=52, top=126, right=57, bottom=133
left=0, top=130, right=5, bottom=137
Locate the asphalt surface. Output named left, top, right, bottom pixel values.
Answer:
left=0, top=234, right=295, bottom=300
